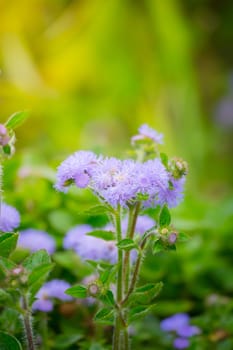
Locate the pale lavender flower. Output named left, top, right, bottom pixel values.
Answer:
left=173, top=338, right=190, bottom=349
left=0, top=203, right=20, bottom=232
left=32, top=279, right=72, bottom=312
left=64, top=225, right=117, bottom=263
left=158, top=176, right=186, bottom=208
left=177, top=325, right=201, bottom=337
left=131, top=124, right=163, bottom=145
left=91, top=158, right=138, bottom=207
left=160, top=313, right=190, bottom=332
left=18, top=229, right=56, bottom=254
left=55, top=151, right=100, bottom=192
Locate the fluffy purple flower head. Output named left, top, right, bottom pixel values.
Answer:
left=131, top=124, right=163, bottom=145
left=160, top=313, right=190, bottom=332
left=158, top=176, right=186, bottom=208
left=0, top=203, right=20, bottom=232
left=18, top=229, right=56, bottom=254
left=32, top=279, right=72, bottom=312
left=91, top=158, right=139, bottom=207
left=177, top=325, right=201, bottom=338
left=64, top=224, right=117, bottom=263
left=55, top=151, right=99, bottom=192
left=173, top=338, right=190, bottom=349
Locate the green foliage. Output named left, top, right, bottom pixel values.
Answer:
left=159, top=206, right=171, bottom=227
left=66, top=285, right=87, bottom=298
left=0, top=332, right=22, bottom=350
left=117, top=239, right=137, bottom=251
left=94, top=308, right=114, bottom=325
left=128, top=283, right=163, bottom=306
left=0, top=233, right=19, bottom=258
left=87, top=230, right=115, bottom=241
left=52, top=334, right=83, bottom=349
left=5, top=111, right=29, bottom=130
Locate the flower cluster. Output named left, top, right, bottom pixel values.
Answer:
left=32, top=279, right=72, bottom=312
left=18, top=229, right=56, bottom=254
left=160, top=313, right=201, bottom=349
left=55, top=125, right=187, bottom=209
left=0, top=202, right=20, bottom=232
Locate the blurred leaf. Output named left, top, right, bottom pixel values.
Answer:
left=178, top=232, right=190, bottom=242
left=129, top=282, right=163, bottom=305
left=82, top=205, right=114, bottom=216
left=94, top=307, right=114, bottom=325
left=152, top=240, right=164, bottom=254
left=128, top=305, right=155, bottom=323
left=0, top=233, right=18, bottom=258
left=5, top=111, right=29, bottom=129
left=117, top=238, right=137, bottom=251
left=52, top=334, right=83, bottom=349
left=28, top=263, right=54, bottom=301
left=23, top=250, right=51, bottom=272
left=159, top=206, right=171, bottom=227
left=66, top=285, right=87, bottom=298
left=0, top=332, right=22, bottom=350
left=100, top=290, right=115, bottom=307
left=87, top=230, right=115, bottom=241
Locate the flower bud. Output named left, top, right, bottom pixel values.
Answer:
left=0, top=124, right=10, bottom=146
left=88, top=282, right=100, bottom=297
left=169, top=157, right=188, bottom=179
left=168, top=232, right=177, bottom=244
left=161, top=228, right=169, bottom=235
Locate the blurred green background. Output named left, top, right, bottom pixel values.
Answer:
left=0, top=0, right=233, bottom=348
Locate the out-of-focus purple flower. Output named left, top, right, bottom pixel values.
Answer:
left=0, top=203, right=20, bottom=232
left=32, top=279, right=72, bottom=312
left=64, top=225, right=117, bottom=263
left=0, top=124, right=10, bottom=146
left=173, top=338, right=190, bottom=349
left=214, top=97, right=233, bottom=128
left=160, top=313, right=190, bottom=332
left=177, top=325, right=201, bottom=337
left=18, top=229, right=56, bottom=254
left=158, top=176, right=186, bottom=208
left=55, top=151, right=100, bottom=192
left=131, top=124, right=164, bottom=145
left=168, top=232, right=177, bottom=244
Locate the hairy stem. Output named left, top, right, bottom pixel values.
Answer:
left=22, top=295, right=36, bottom=350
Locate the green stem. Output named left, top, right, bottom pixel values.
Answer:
left=113, top=205, right=123, bottom=350
left=22, top=295, right=36, bottom=350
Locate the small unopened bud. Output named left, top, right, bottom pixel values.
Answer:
left=12, top=267, right=24, bottom=276
left=169, top=157, right=188, bottom=179
left=0, top=124, right=10, bottom=146
left=161, top=228, right=168, bottom=235
left=88, top=283, right=99, bottom=297
left=168, top=232, right=177, bottom=244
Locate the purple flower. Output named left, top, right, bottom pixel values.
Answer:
left=18, top=229, right=56, bottom=254
left=64, top=225, right=117, bottom=263
left=32, top=279, right=72, bottom=312
left=160, top=313, right=190, bottom=332
left=173, top=338, right=190, bottom=349
left=158, top=176, right=186, bottom=208
left=177, top=325, right=201, bottom=338
left=55, top=151, right=100, bottom=192
left=0, top=203, right=20, bottom=232
left=131, top=124, right=163, bottom=145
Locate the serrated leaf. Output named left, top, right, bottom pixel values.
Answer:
left=5, top=111, right=29, bottom=129
left=94, top=307, right=114, bottom=325
left=129, top=282, right=163, bottom=305
left=152, top=240, right=164, bottom=254
left=0, top=233, right=18, bottom=258
left=178, top=232, right=190, bottom=242
left=66, top=285, right=87, bottom=298
left=87, top=230, right=115, bottom=241
left=128, top=305, right=155, bottom=323
left=0, top=332, right=22, bottom=350
left=23, top=250, right=51, bottom=272
left=159, top=205, right=171, bottom=227
left=117, top=239, right=137, bottom=251
left=99, top=265, right=115, bottom=284
left=52, top=334, right=83, bottom=348
left=100, top=290, right=115, bottom=306
left=28, top=263, right=54, bottom=301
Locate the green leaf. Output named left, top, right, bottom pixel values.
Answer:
left=129, top=282, right=163, bottom=305
left=100, top=290, right=115, bottom=306
left=159, top=205, right=171, bottom=227
left=87, top=230, right=115, bottom=241
left=128, top=305, right=155, bottom=323
left=160, top=153, right=168, bottom=167
left=5, top=111, right=29, bottom=129
left=0, top=332, right=22, bottom=350
left=94, top=308, right=114, bottom=325
left=152, top=240, right=164, bottom=254
left=178, top=232, right=190, bottom=242
left=0, top=233, right=18, bottom=258
left=2, top=145, right=11, bottom=155
left=0, top=289, right=12, bottom=305
left=82, top=205, right=114, bottom=216
left=99, top=265, right=115, bottom=284
left=117, top=239, right=137, bottom=251
left=0, top=257, right=16, bottom=274
left=28, top=263, right=54, bottom=301
left=66, top=285, right=87, bottom=298
left=23, top=250, right=51, bottom=272
left=52, top=334, right=83, bottom=349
